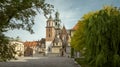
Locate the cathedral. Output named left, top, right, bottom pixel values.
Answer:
left=23, top=11, right=71, bottom=57
left=45, top=11, right=71, bottom=56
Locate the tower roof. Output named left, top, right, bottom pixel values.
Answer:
left=61, top=25, right=67, bottom=35
left=54, top=11, right=61, bottom=29
left=55, top=11, right=59, bottom=17
left=48, top=15, right=53, bottom=21
left=55, top=11, right=61, bottom=22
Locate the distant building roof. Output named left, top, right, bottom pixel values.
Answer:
left=72, top=22, right=79, bottom=30
left=61, top=25, right=67, bottom=35
left=24, top=41, right=37, bottom=47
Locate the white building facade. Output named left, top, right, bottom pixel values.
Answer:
left=10, top=41, right=24, bottom=57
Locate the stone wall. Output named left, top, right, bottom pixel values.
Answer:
left=51, top=47, right=61, bottom=53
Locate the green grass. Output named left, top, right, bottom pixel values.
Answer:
left=75, top=58, right=89, bottom=67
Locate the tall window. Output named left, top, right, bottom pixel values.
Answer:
left=56, top=22, right=57, bottom=25
left=49, top=29, right=50, bottom=32
left=49, top=34, right=50, bottom=37
left=47, top=22, right=48, bottom=26
left=48, top=22, right=50, bottom=26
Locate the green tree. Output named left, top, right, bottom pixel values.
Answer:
left=0, top=34, right=16, bottom=61
left=84, top=6, right=120, bottom=67
left=71, top=20, right=85, bottom=55
left=0, top=0, right=53, bottom=33
left=0, top=0, right=53, bottom=61
left=71, top=6, right=120, bottom=67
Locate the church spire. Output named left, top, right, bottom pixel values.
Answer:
left=54, top=11, right=61, bottom=29
left=55, top=11, right=60, bottom=22
left=48, top=14, right=53, bottom=21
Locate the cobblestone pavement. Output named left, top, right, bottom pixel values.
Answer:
left=0, top=57, right=80, bottom=67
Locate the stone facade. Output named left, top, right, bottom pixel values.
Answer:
left=45, top=11, right=71, bottom=56
left=24, top=38, right=46, bottom=56
left=24, top=41, right=37, bottom=56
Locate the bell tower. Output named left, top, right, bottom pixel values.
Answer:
left=46, top=15, right=55, bottom=41
left=54, top=11, right=61, bottom=35
left=45, top=15, right=55, bottom=54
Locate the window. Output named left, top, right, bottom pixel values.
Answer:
left=49, top=29, right=50, bottom=32
left=47, top=22, right=48, bottom=26
left=56, top=43, right=58, bottom=46
left=56, top=22, right=57, bottom=25
left=48, top=22, right=50, bottom=26
left=48, top=47, right=51, bottom=52
left=49, top=34, right=50, bottom=37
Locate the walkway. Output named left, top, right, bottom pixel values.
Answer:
left=0, top=57, right=80, bottom=67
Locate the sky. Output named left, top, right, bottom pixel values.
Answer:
left=4, top=0, right=120, bottom=41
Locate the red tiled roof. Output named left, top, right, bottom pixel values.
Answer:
left=72, top=22, right=79, bottom=30
left=24, top=41, right=37, bottom=47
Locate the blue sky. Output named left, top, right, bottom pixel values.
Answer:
left=5, top=0, right=120, bottom=41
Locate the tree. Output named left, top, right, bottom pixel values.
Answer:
left=0, top=33, right=16, bottom=61
left=0, top=0, right=53, bottom=61
left=70, top=12, right=95, bottom=58
left=84, top=6, right=120, bottom=67
left=71, top=20, right=85, bottom=55
left=0, top=0, right=54, bottom=33
left=71, top=6, right=120, bottom=67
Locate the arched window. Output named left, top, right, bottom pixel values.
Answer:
left=56, top=22, right=57, bottom=25
left=49, top=34, right=50, bottom=37
left=47, top=22, right=48, bottom=26
left=49, top=22, right=50, bottom=26
left=49, top=29, right=50, bottom=32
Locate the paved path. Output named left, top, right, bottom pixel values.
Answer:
left=0, top=57, right=80, bottom=67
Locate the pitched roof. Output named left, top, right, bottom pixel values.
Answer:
left=61, top=25, right=67, bottom=35
left=72, top=22, right=79, bottom=30
left=47, top=15, right=53, bottom=21
left=60, top=25, right=69, bottom=40
left=24, top=41, right=37, bottom=47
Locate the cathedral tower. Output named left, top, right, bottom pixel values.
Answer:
left=54, top=11, right=61, bottom=35
left=46, top=15, right=55, bottom=41
left=46, top=15, right=55, bottom=54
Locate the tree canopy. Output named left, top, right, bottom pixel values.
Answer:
left=71, top=20, right=85, bottom=53
left=0, top=0, right=53, bottom=61
left=71, top=6, right=120, bottom=67
left=0, top=0, right=53, bottom=33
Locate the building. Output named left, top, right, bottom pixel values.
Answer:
left=36, top=38, right=46, bottom=55
left=24, top=39, right=46, bottom=56
left=24, top=41, right=38, bottom=56
left=45, top=11, right=71, bottom=56
left=10, top=41, right=24, bottom=57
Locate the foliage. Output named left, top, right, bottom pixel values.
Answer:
left=0, top=0, right=53, bottom=61
left=0, top=0, right=54, bottom=33
left=71, top=47, right=74, bottom=58
left=71, top=20, right=85, bottom=55
left=84, top=6, right=120, bottom=67
left=0, top=33, right=16, bottom=61
left=71, top=6, right=120, bottom=67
